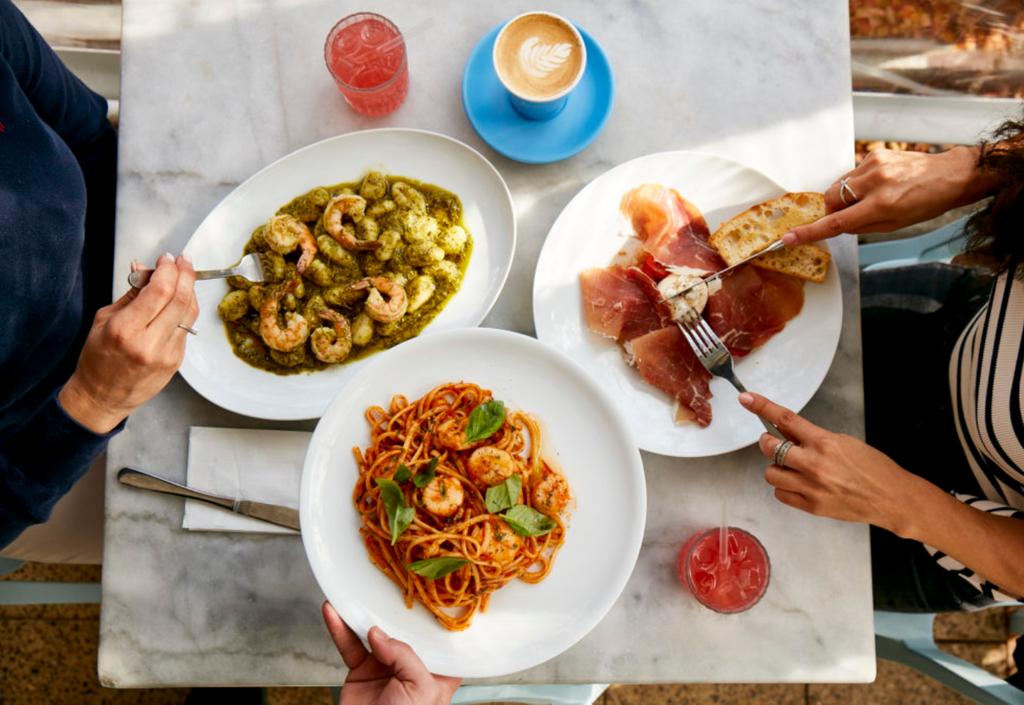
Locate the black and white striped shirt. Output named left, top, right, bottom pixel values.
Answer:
left=928, top=265, right=1024, bottom=601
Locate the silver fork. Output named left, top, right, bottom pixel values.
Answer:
left=677, top=312, right=787, bottom=440
left=127, top=252, right=266, bottom=289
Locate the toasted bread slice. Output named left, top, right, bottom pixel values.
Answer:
left=709, top=192, right=830, bottom=283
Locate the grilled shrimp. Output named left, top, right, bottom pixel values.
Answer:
left=421, top=476, right=464, bottom=518
left=467, top=447, right=517, bottom=488
left=483, top=516, right=522, bottom=566
left=435, top=417, right=484, bottom=452
left=323, top=194, right=380, bottom=251
left=532, top=468, right=570, bottom=516
left=351, top=276, right=408, bottom=323
left=259, top=279, right=310, bottom=352
left=310, top=309, right=352, bottom=363
left=266, top=214, right=317, bottom=273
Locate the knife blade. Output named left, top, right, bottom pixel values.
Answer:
left=665, top=239, right=786, bottom=300
left=117, top=467, right=300, bottom=531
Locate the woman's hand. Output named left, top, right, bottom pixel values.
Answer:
left=323, top=602, right=461, bottom=705
left=58, top=253, right=198, bottom=434
left=738, top=392, right=928, bottom=537
left=784, top=146, right=998, bottom=245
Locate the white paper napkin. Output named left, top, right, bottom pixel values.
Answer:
left=182, top=426, right=310, bottom=534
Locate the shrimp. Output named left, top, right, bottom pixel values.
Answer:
left=259, top=279, right=310, bottom=352
left=435, top=416, right=485, bottom=452
left=421, top=476, right=464, bottom=518
left=323, top=194, right=380, bottom=251
left=265, top=214, right=317, bottom=273
left=532, top=468, right=570, bottom=516
left=467, top=447, right=518, bottom=488
left=310, top=309, right=352, bottom=364
left=482, top=517, right=522, bottom=566
left=351, top=276, right=408, bottom=323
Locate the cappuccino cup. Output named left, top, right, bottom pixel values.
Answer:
left=492, top=11, right=587, bottom=120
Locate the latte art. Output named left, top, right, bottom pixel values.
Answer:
left=494, top=12, right=585, bottom=101
left=518, top=37, right=574, bottom=79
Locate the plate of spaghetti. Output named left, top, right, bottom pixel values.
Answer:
left=301, top=328, right=645, bottom=678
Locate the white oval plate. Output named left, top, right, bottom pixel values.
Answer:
left=301, top=328, right=646, bottom=678
left=533, top=151, right=842, bottom=457
left=180, top=129, right=515, bottom=420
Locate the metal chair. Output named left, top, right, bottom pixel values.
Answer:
left=876, top=610, right=1024, bottom=705
left=859, top=217, right=967, bottom=271
left=0, top=557, right=101, bottom=605
left=452, top=683, right=608, bottom=705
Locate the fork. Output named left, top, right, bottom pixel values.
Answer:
left=128, top=252, right=266, bottom=289
left=677, top=312, right=787, bottom=441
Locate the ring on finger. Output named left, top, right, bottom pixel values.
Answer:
left=772, top=440, right=795, bottom=468
left=839, top=177, right=859, bottom=206
left=177, top=323, right=198, bottom=336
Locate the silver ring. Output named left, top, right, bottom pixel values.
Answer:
left=772, top=440, right=795, bottom=468
left=839, top=177, right=859, bottom=206
left=177, top=324, right=198, bottom=336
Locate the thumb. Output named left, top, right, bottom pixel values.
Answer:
left=367, top=626, right=433, bottom=685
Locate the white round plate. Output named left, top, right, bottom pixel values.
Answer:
left=533, top=151, right=843, bottom=457
left=300, top=328, right=646, bottom=678
left=180, top=128, right=515, bottom=420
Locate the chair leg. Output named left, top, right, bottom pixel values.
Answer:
left=0, top=582, right=101, bottom=605
left=0, top=558, right=24, bottom=577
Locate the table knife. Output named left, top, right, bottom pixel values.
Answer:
left=117, top=467, right=300, bottom=531
left=665, top=239, right=786, bottom=300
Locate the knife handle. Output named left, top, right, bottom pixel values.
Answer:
left=117, top=467, right=234, bottom=511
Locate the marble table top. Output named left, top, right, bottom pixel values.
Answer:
left=98, top=0, right=874, bottom=687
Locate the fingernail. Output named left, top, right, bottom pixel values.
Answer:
left=738, top=392, right=754, bottom=406
left=180, top=252, right=193, bottom=264
left=159, top=252, right=174, bottom=265
left=782, top=232, right=797, bottom=246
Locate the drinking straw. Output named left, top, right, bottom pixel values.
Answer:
left=719, top=502, right=730, bottom=570
left=374, top=18, right=434, bottom=56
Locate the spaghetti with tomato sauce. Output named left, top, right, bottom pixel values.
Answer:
left=352, top=381, right=571, bottom=631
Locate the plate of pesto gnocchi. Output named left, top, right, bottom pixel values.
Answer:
left=179, top=128, right=516, bottom=420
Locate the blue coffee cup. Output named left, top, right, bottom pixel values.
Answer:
left=492, top=12, right=587, bottom=122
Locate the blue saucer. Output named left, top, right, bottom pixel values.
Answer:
left=462, top=23, right=614, bottom=165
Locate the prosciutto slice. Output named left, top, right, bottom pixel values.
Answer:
left=706, top=267, right=805, bottom=356
left=619, top=184, right=723, bottom=270
left=628, top=327, right=713, bottom=427
left=579, top=266, right=664, bottom=342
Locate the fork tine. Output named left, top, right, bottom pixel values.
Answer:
left=678, top=321, right=707, bottom=357
left=696, top=317, right=725, bottom=352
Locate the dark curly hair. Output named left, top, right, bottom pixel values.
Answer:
left=964, top=115, right=1024, bottom=274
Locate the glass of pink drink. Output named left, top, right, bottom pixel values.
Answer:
left=677, top=527, right=770, bottom=613
left=324, top=12, right=408, bottom=116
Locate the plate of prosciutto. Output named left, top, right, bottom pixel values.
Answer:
left=532, top=151, right=842, bottom=457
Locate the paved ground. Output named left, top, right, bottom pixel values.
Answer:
left=0, top=563, right=1019, bottom=705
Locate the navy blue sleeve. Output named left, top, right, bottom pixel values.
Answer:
left=0, top=392, right=123, bottom=547
left=0, top=0, right=109, bottom=154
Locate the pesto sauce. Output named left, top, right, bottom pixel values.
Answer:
left=222, top=174, right=473, bottom=375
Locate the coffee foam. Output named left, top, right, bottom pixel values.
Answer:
left=494, top=13, right=584, bottom=101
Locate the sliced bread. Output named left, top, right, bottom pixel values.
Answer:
left=708, top=192, right=830, bottom=283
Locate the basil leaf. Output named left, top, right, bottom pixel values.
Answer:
left=485, top=475, right=522, bottom=514
left=412, top=457, right=439, bottom=489
left=501, top=505, right=556, bottom=537
left=393, top=464, right=411, bottom=484
left=393, top=506, right=414, bottom=545
left=465, top=400, right=505, bottom=443
left=408, top=556, right=469, bottom=580
left=375, top=478, right=415, bottom=545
